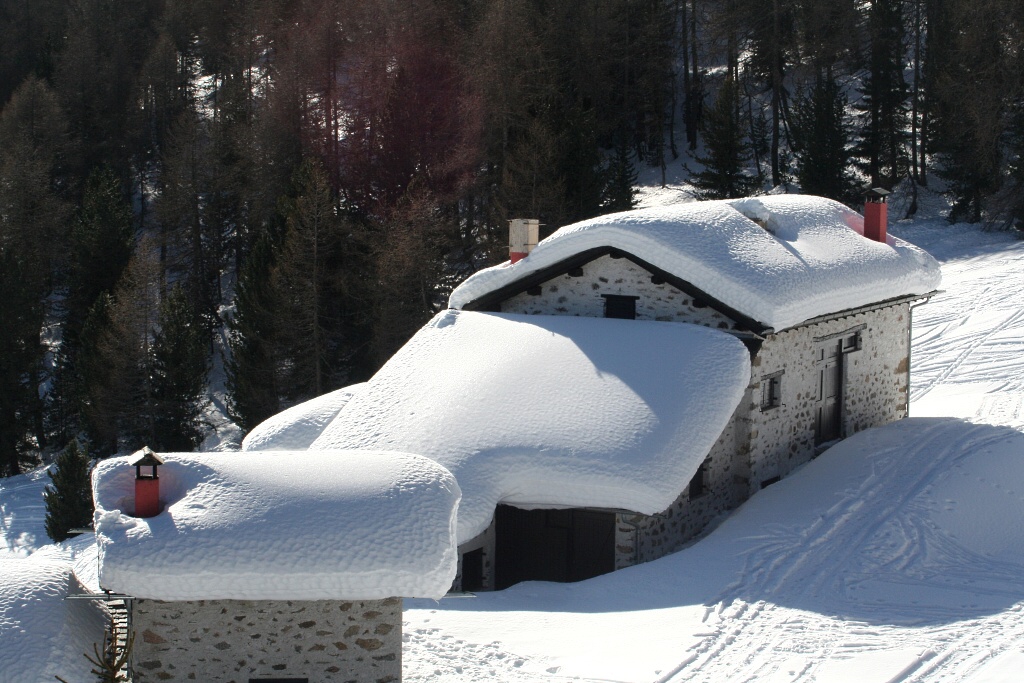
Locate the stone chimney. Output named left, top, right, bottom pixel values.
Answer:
left=509, top=219, right=539, bottom=263
left=864, top=187, right=890, bottom=244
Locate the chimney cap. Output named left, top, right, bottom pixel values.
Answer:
left=130, top=446, right=164, bottom=468
left=864, top=187, right=890, bottom=201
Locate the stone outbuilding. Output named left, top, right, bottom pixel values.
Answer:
left=91, top=449, right=461, bottom=682
left=246, top=194, right=941, bottom=593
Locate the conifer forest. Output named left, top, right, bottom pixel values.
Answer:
left=1, top=0, right=1022, bottom=476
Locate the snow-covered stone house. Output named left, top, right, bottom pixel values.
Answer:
left=245, top=194, right=941, bottom=593
left=91, top=449, right=460, bottom=682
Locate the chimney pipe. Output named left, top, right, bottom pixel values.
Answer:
left=863, top=187, right=890, bottom=244
left=509, top=219, right=539, bottom=263
left=131, top=447, right=164, bottom=518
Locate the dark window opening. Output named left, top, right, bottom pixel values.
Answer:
left=761, top=373, right=783, bottom=410
left=761, top=475, right=781, bottom=489
left=461, top=548, right=484, bottom=592
left=602, top=294, right=638, bottom=319
left=843, top=331, right=862, bottom=352
left=494, top=505, right=615, bottom=590
left=567, top=267, right=584, bottom=277
left=689, top=458, right=710, bottom=500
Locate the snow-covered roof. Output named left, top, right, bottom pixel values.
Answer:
left=92, top=450, right=460, bottom=601
left=449, top=195, right=941, bottom=331
left=0, top=551, right=106, bottom=682
left=311, top=310, right=751, bottom=543
left=241, top=383, right=366, bottom=451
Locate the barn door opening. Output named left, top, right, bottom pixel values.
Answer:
left=815, top=339, right=843, bottom=445
left=494, top=505, right=615, bottom=590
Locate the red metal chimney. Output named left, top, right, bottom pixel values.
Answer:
left=131, top=447, right=164, bottom=518
left=864, top=187, right=890, bottom=244
left=509, top=219, right=539, bottom=263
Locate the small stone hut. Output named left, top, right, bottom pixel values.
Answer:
left=91, top=449, right=460, bottom=682
left=246, top=194, right=941, bottom=592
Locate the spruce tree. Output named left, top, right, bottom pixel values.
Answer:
left=792, top=74, right=854, bottom=202
left=690, top=77, right=761, bottom=199
left=43, top=441, right=94, bottom=542
left=600, top=142, right=638, bottom=212
left=226, top=232, right=281, bottom=432
left=150, top=285, right=210, bottom=451
left=855, top=0, right=909, bottom=188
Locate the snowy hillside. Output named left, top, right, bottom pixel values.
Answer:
left=3, top=198, right=1024, bottom=682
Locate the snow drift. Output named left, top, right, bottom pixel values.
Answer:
left=92, top=450, right=460, bottom=601
left=0, top=550, right=106, bottom=682
left=312, top=310, right=751, bottom=543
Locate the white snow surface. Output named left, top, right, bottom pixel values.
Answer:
left=92, top=450, right=460, bottom=601
left=0, top=548, right=105, bottom=682
left=449, top=195, right=941, bottom=331
left=311, top=310, right=751, bottom=543
left=241, top=383, right=365, bottom=451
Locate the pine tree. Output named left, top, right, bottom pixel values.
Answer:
left=792, top=74, right=854, bottom=202
left=43, top=441, right=94, bottom=542
left=690, top=77, right=761, bottom=199
left=855, top=0, right=909, bottom=188
left=226, top=232, right=281, bottom=432
left=150, top=285, right=210, bottom=451
left=50, top=167, right=136, bottom=443
left=0, top=76, right=70, bottom=474
left=600, top=141, right=638, bottom=212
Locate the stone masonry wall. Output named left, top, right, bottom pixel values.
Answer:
left=131, top=597, right=401, bottom=683
left=500, top=254, right=739, bottom=329
left=614, top=305, right=911, bottom=568
left=615, top=394, right=754, bottom=568
left=745, top=304, right=911, bottom=495
left=482, top=255, right=913, bottom=577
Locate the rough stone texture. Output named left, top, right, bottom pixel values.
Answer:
left=130, top=598, right=401, bottom=683
left=500, top=254, right=738, bottom=329
left=743, top=304, right=911, bottom=494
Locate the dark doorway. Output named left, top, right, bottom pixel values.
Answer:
left=494, top=505, right=615, bottom=590
left=461, top=548, right=484, bottom=592
left=815, top=340, right=843, bottom=444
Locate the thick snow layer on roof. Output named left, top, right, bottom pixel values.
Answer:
left=311, top=310, right=751, bottom=543
left=449, top=195, right=941, bottom=331
left=0, top=550, right=106, bottom=682
left=241, top=383, right=365, bottom=451
left=93, top=450, right=460, bottom=601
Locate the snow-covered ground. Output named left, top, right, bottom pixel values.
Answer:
left=4, top=190, right=1024, bottom=682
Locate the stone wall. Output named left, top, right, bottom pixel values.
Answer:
left=467, top=253, right=914, bottom=580
left=500, top=254, right=738, bottom=330
left=613, top=304, right=912, bottom=567
left=131, top=597, right=402, bottom=683
left=744, top=304, right=911, bottom=495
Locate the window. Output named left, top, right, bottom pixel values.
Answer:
left=602, top=294, right=639, bottom=319
left=761, top=371, right=784, bottom=411
left=689, top=458, right=710, bottom=500
left=843, top=331, right=862, bottom=353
